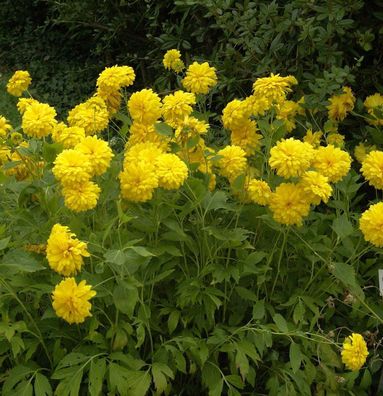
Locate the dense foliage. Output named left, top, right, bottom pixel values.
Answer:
left=0, top=53, right=383, bottom=394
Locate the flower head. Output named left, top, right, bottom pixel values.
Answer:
left=97, top=90, right=122, bottom=116
left=52, top=123, right=85, bottom=148
left=0, top=116, right=12, bottom=137
left=119, top=162, right=158, bottom=202
left=46, top=224, right=90, bottom=276
left=269, top=183, right=311, bottom=226
left=360, top=202, right=383, bottom=247
left=269, top=138, right=314, bottom=178
left=327, top=87, right=355, bottom=122
left=182, top=61, right=217, bottom=94
left=312, top=145, right=351, bottom=183
left=17, top=98, right=39, bottom=115
left=364, top=93, right=383, bottom=125
left=341, top=333, right=368, bottom=371
left=96, top=65, right=135, bottom=94
left=222, top=99, right=250, bottom=131
left=127, top=122, right=169, bottom=150
left=62, top=181, right=101, bottom=212
left=22, top=102, right=57, bottom=138
left=124, top=142, right=164, bottom=169
left=354, top=142, right=376, bottom=163
left=300, top=171, right=332, bottom=205
left=252, top=73, right=297, bottom=104
left=128, top=89, right=162, bottom=125
left=52, top=278, right=96, bottom=324
left=75, top=136, right=113, bottom=176
left=246, top=179, right=272, bottom=206
left=231, top=119, right=262, bottom=156
left=163, top=49, right=185, bottom=73
left=162, top=91, right=196, bottom=125
left=7, top=70, right=32, bottom=96
left=53, top=149, right=92, bottom=186
left=361, top=150, right=383, bottom=189
left=303, top=129, right=323, bottom=148
left=68, top=96, right=109, bottom=135
left=155, top=153, right=188, bottom=190
left=217, top=145, right=247, bottom=181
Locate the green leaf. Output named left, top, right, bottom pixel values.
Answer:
left=151, top=363, right=173, bottom=394
left=332, top=215, right=354, bottom=238
left=226, top=374, right=244, bottom=389
left=235, top=286, right=258, bottom=302
left=289, top=342, right=302, bottom=373
left=88, top=358, right=106, bottom=396
left=34, top=373, right=53, bottom=396
left=332, top=262, right=363, bottom=298
left=104, top=249, right=126, bottom=266
left=113, top=283, right=139, bottom=317
left=252, top=300, right=265, bottom=320
left=3, top=365, right=34, bottom=395
left=202, top=190, right=229, bottom=211
left=42, top=142, right=63, bottom=163
left=130, top=246, right=155, bottom=257
left=273, top=314, right=288, bottom=332
left=168, top=310, right=180, bottom=334
left=0, top=236, right=11, bottom=250
left=0, top=249, right=45, bottom=274
left=155, top=122, right=173, bottom=136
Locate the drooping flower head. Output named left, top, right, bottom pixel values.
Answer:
left=62, top=181, right=101, bottom=212
left=361, top=150, right=383, bottom=189
left=75, top=136, right=114, bottom=176
left=312, top=145, right=351, bottom=183
left=360, top=202, right=383, bottom=247
left=46, top=224, right=90, bottom=276
left=127, top=89, right=162, bottom=125
left=0, top=116, right=12, bottom=137
left=182, top=61, right=217, bottom=94
left=299, top=171, right=332, bottom=205
left=269, top=138, right=314, bottom=178
left=155, top=153, right=189, bottom=190
left=327, top=86, right=355, bottom=122
left=341, top=333, right=369, bottom=371
left=67, top=96, right=109, bottom=135
left=7, top=70, right=32, bottom=96
left=163, top=49, right=185, bottom=73
left=52, top=278, right=96, bottom=324
left=22, top=102, right=57, bottom=138
left=52, top=123, right=85, bottom=148
left=162, top=91, right=196, bottom=126
left=269, top=183, right=311, bottom=226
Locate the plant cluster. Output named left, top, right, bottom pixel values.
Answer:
left=0, top=51, right=383, bottom=395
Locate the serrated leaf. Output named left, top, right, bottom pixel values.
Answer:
left=0, top=249, right=45, bottom=273
left=202, top=190, right=229, bottom=211
left=113, top=283, right=138, bottom=317
left=332, top=215, right=354, bottom=238
left=34, top=373, right=52, bottom=396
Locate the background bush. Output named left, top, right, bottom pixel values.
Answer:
left=1, top=0, right=383, bottom=116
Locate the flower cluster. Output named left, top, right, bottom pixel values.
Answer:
left=7, top=70, right=32, bottom=96
left=163, top=49, right=185, bottom=73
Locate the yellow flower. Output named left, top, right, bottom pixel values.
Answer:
left=46, top=224, right=90, bottom=276
left=62, top=181, right=101, bottom=212
left=269, top=183, right=311, bottom=226
left=67, top=96, right=109, bottom=135
left=52, top=278, right=96, bottom=324
left=360, top=150, right=383, bottom=189
left=162, top=91, right=196, bottom=125
left=246, top=179, right=272, bottom=206
left=174, top=116, right=208, bottom=144
left=312, top=145, right=351, bottom=183
left=97, top=89, right=122, bottom=116
left=75, top=136, right=113, bottom=176
left=230, top=119, right=262, bottom=156
left=222, top=99, right=250, bottom=130
left=127, top=89, right=162, bottom=125
left=0, top=116, right=12, bottom=137
left=22, top=102, right=57, bottom=138
left=163, top=49, right=185, bottom=72
left=243, top=94, right=271, bottom=116
left=276, top=100, right=300, bottom=133
left=360, top=202, right=383, bottom=247
left=217, top=145, right=247, bottom=181
left=182, top=61, right=217, bottom=94
left=354, top=142, right=376, bottom=163
left=53, top=149, right=92, bottom=186
left=303, top=129, right=323, bottom=148
left=252, top=73, right=297, bottom=104
left=300, top=171, right=332, bottom=205
left=124, top=142, right=164, bottom=169
left=119, top=162, right=158, bottom=202
left=364, top=93, right=383, bottom=126
left=341, top=333, right=369, bottom=371
left=269, top=138, right=314, bottom=178
left=52, top=123, right=85, bottom=148
left=17, top=98, right=39, bottom=115
left=327, top=86, right=355, bottom=122
left=155, top=153, right=188, bottom=190
left=96, top=65, right=135, bottom=94
left=127, top=122, right=170, bottom=150
left=0, top=146, right=11, bottom=165
left=327, top=133, right=345, bottom=148
left=7, top=70, right=32, bottom=96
